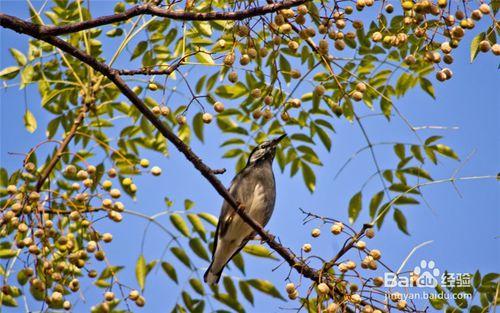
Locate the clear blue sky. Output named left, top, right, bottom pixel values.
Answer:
left=1, top=1, right=498, bottom=312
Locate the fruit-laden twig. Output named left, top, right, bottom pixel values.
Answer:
left=0, top=12, right=320, bottom=282
left=35, top=105, right=89, bottom=191
left=322, top=223, right=373, bottom=272
left=26, top=0, right=309, bottom=36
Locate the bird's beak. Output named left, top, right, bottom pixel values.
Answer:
left=271, top=133, right=287, bottom=146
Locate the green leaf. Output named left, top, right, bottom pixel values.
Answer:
left=189, top=278, right=205, bottom=295
left=46, top=116, right=60, bottom=139
left=1, top=295, right=17, bottom=307
left=21, top=64, right=34, bottom=87
left=99, top=266, right=124, bottom=280
left=425, top=146, right=438, bottom=164
left=393, top=208, right=409, bottom=235
left=425, top=135, right=442, bottom=145
left=301, top=162, right=316, bottom=193
left=429, top=295, right=446, bottom=309
left=394, top=196, right=419, bottom=205
left=369, top=191, right=384, bottom=219
left=215, top=83, right=248, bottom=99
left=198, top=212, right=218, bottom=226
left=243, top=245, right=278, bottom=260
left=0, top=66, right=20, bottom=80
left=17, top=269, right=29, bottom=285
left=316, top=126, right=332, bottom=151
left=187, top=213, right=206, bottom=241
left=239, top=280, right=254, bottom=305
left=23, top=109, right=37, bottom=133
left=0, top=249, right=17, bottom=259
left=171, top=247, right=191, bottom=268
left=394, top=144, right=405, bottom=160
left=131, top=41, right=148, bottom=60
left=213, top=293, right=244, bottom=312
left=348, top=192, right=362, bottom=224
left=470, top=32, right=485, bottom=63
left=194, top=49, right=215, bottom=64
left=135, top=254, right=147, bottom=291
left=193, top=21, right=212, bottom=36
left=380, top=94, right=392, bottom=118
left=161, top=261, right=178, bottom=283
left=170, top=213, right=191, bottom=237
left=419, top=77, right=435, bottom=99
left=184, top=199, right=195, bottom=210
left=192, top=113, right=204, bottom=142
left=189, top=238, right=209, bottom=261
left=473, top=271, right=481, bottom=289
left=433, top=144, right=459, bottom=160
left=223, top=277, right=237, bottom=298
left=411, top=145, right=425, bottom=163
left=402, top=167, right=433, bottom=180
left=232, top=253, right=245, bottom=274
left=291, top=133, right=315, bottom=144
left=390, top=183, right=419, bottom=194
left=9, top=48, right=27, bottom=66
left=246, top=279, right=284, bottom=300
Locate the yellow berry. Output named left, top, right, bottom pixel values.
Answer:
left=285, top=283, right=295, bottom=294
left=317, top=283, right=330, bottom=295
left=351, top=91, right=363, bottom=101
left=160, top=106, right=170, bottom=116
left=104, top=291, right=115, bottom=301
left=129, top=290, right=140, bottom=301
left=7, top=185, right=17, bottom=194
left=202, top=113, right=213, bottom=124
left=110, top=189, right=121, bottom=199
left=356, top=240, right=367, bottom=249
left=369, top=249, right=381, bottom=260
left=365, top=228, right=375, bottom=238
left=397, top=300, right=407, bottom=309
left=102, top=233, right=113, bottom=243
left=311, top=228, right=321, bottom=238
left=176, top=115, right=187, bottom=125
left=214, top=101, right=225, bottom=113
left=140, top=159, right=150, bottom=168
left=350, top=294, right=361, bottom=304
left=288, top=289, right=299, bottom=300
left=151, top=166, right=162, bottom=176
left=148, top=82, right=158, bottom=91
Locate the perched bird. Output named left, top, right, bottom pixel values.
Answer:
left=204, top=134, right=287, bottom=284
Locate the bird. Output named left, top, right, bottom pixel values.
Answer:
left=204, top=134, right=287, bottom=284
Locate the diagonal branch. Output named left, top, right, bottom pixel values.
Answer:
left=28, top=0, right=308, bottom=36
left=0, top=12, right=319, bottom=282
left=35, top=105, right=88, bottom=191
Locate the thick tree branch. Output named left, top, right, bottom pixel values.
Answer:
left=25, top=0, right=307, bottom=36
left=0, top=12, right=319, bottom=282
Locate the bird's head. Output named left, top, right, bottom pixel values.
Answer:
left=247, top=134, right=287, bottom=165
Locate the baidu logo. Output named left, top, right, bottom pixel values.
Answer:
left=413, top=260, right=440, bottom=287
left=384, top=260, right=442, bottom=288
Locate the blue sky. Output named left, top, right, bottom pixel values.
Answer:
left=1, top=1, right=499, bottom=312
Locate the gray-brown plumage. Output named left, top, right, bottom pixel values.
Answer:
left=204, top=134, right=286, bottom=284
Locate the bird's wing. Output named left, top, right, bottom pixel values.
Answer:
left=210, top=169, right=254, bottom=257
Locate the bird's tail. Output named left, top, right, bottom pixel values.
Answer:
left=204, top=263, right=222, bottom=284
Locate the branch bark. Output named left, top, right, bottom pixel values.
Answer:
left=27, top=0, right=307, bottom=36
left=0, top=12, right=319, bottom=281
